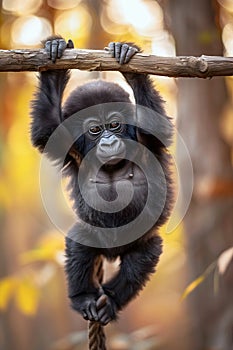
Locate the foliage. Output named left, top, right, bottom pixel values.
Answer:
left=0, top=233, right=64, bottom=316
left=182, top=247, right=233, bottom=299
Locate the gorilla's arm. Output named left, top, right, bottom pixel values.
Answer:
left=108, top=42, right=173, bottom=152
left=30, top=37, right=72, bottom=153
left=123, top=73, right=165, bottom=116
left=65, top=237, right=103, bottom=322
left=102, top=236, right=162, bottom=312
left=107, top=42, right=165, bottom=115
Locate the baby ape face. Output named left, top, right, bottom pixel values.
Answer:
left=83, top=111, right=127, bottom=165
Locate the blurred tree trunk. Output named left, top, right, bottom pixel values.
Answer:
left=162, top=0, right=233, bottom=349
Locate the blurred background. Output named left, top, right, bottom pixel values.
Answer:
left=0, top=0, right=233, bottom=349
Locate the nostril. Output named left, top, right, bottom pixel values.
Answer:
left=109, top=138, right=118, bottom=147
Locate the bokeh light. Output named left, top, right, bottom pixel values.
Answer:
left=222, top=23, right=233, bottom=55
left=11, top=16, right=52, bottom=46
left=106, top=0, right=163, bottom=36
left=151, top=31, right=176, bottom=56
left=54, top=7, right=92, bottom=46
left=2, top=0, right=42, bottom=15
left=48, top=0, right=81, bottom=10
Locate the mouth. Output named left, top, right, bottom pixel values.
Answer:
left=105, top=157, right=124, bottom=165
left=97, top=151, right=126, bottom=165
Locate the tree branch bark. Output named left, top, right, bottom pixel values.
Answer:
left=0, top=48, right=233, bottom=77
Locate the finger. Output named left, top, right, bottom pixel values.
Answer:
left=108, top=42, right=115, bottom=58
left=82, top=311, right=88, bottom=320
left=57, top=39, right=67, bottom=58
left=125, top=47, right=138, bottom=63
left=89, top=302, right=98, bottom=321
left=45, top=40, right=52, bottom=57
left=67, top=39, right=74, bottom=49
left=97, top=306, right=107, bottom=319
left=86, top=310, right=94, bottom=321
left=115, top=42, right=122, bottom=62
left=85, top=304, right=94, bottom=321
left=119, top=44, right=129, bottom=65
left=51, top=40, right=59, bottom=63
left=96, top=294, right=108, bottom=310
left=100, top=315, right=111, bottom=325
left=81, top=306, right=89, bottom=320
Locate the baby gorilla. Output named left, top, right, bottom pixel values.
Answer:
left=31, top=37, right=173, bottom=325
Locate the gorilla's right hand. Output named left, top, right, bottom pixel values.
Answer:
left=43, top=36, right=74, bottom=63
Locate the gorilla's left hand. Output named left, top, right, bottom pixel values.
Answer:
left=107, top=42, right=139, bottom=64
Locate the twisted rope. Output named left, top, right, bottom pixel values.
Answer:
left=88, top=256, right=107, bottom=350
left=88, top=321, right=106, bottom=350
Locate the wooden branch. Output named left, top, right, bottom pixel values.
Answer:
left=0, top=48, right=233, bottom=78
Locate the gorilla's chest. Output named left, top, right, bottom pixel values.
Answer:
left=80, top=162, right=148, bottom=214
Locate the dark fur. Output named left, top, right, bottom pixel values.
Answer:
left=30, top=39, right=174, bottom=324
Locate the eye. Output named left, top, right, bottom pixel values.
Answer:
left=109, top=121, right=121, bottom=131
left=89, top=125, right=102, bottom=135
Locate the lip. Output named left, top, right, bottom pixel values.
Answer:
left=98, top=151, right=126, bottom=164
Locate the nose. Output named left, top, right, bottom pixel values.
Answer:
left=99, top=134, right=119, bottom=149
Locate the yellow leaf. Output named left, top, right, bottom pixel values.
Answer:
left=20, top=248, right=55, bottom=264
left=217, top=247, right=233, bottom=275
left=181, top=261, right=217, bottom=300
left=181, top=276, right=205, bottom=300
left=20, top=233, right=64, bottom=264
left=0, top=277, right=18, bottom=310
left=15, top=279, right=39, bottom=316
